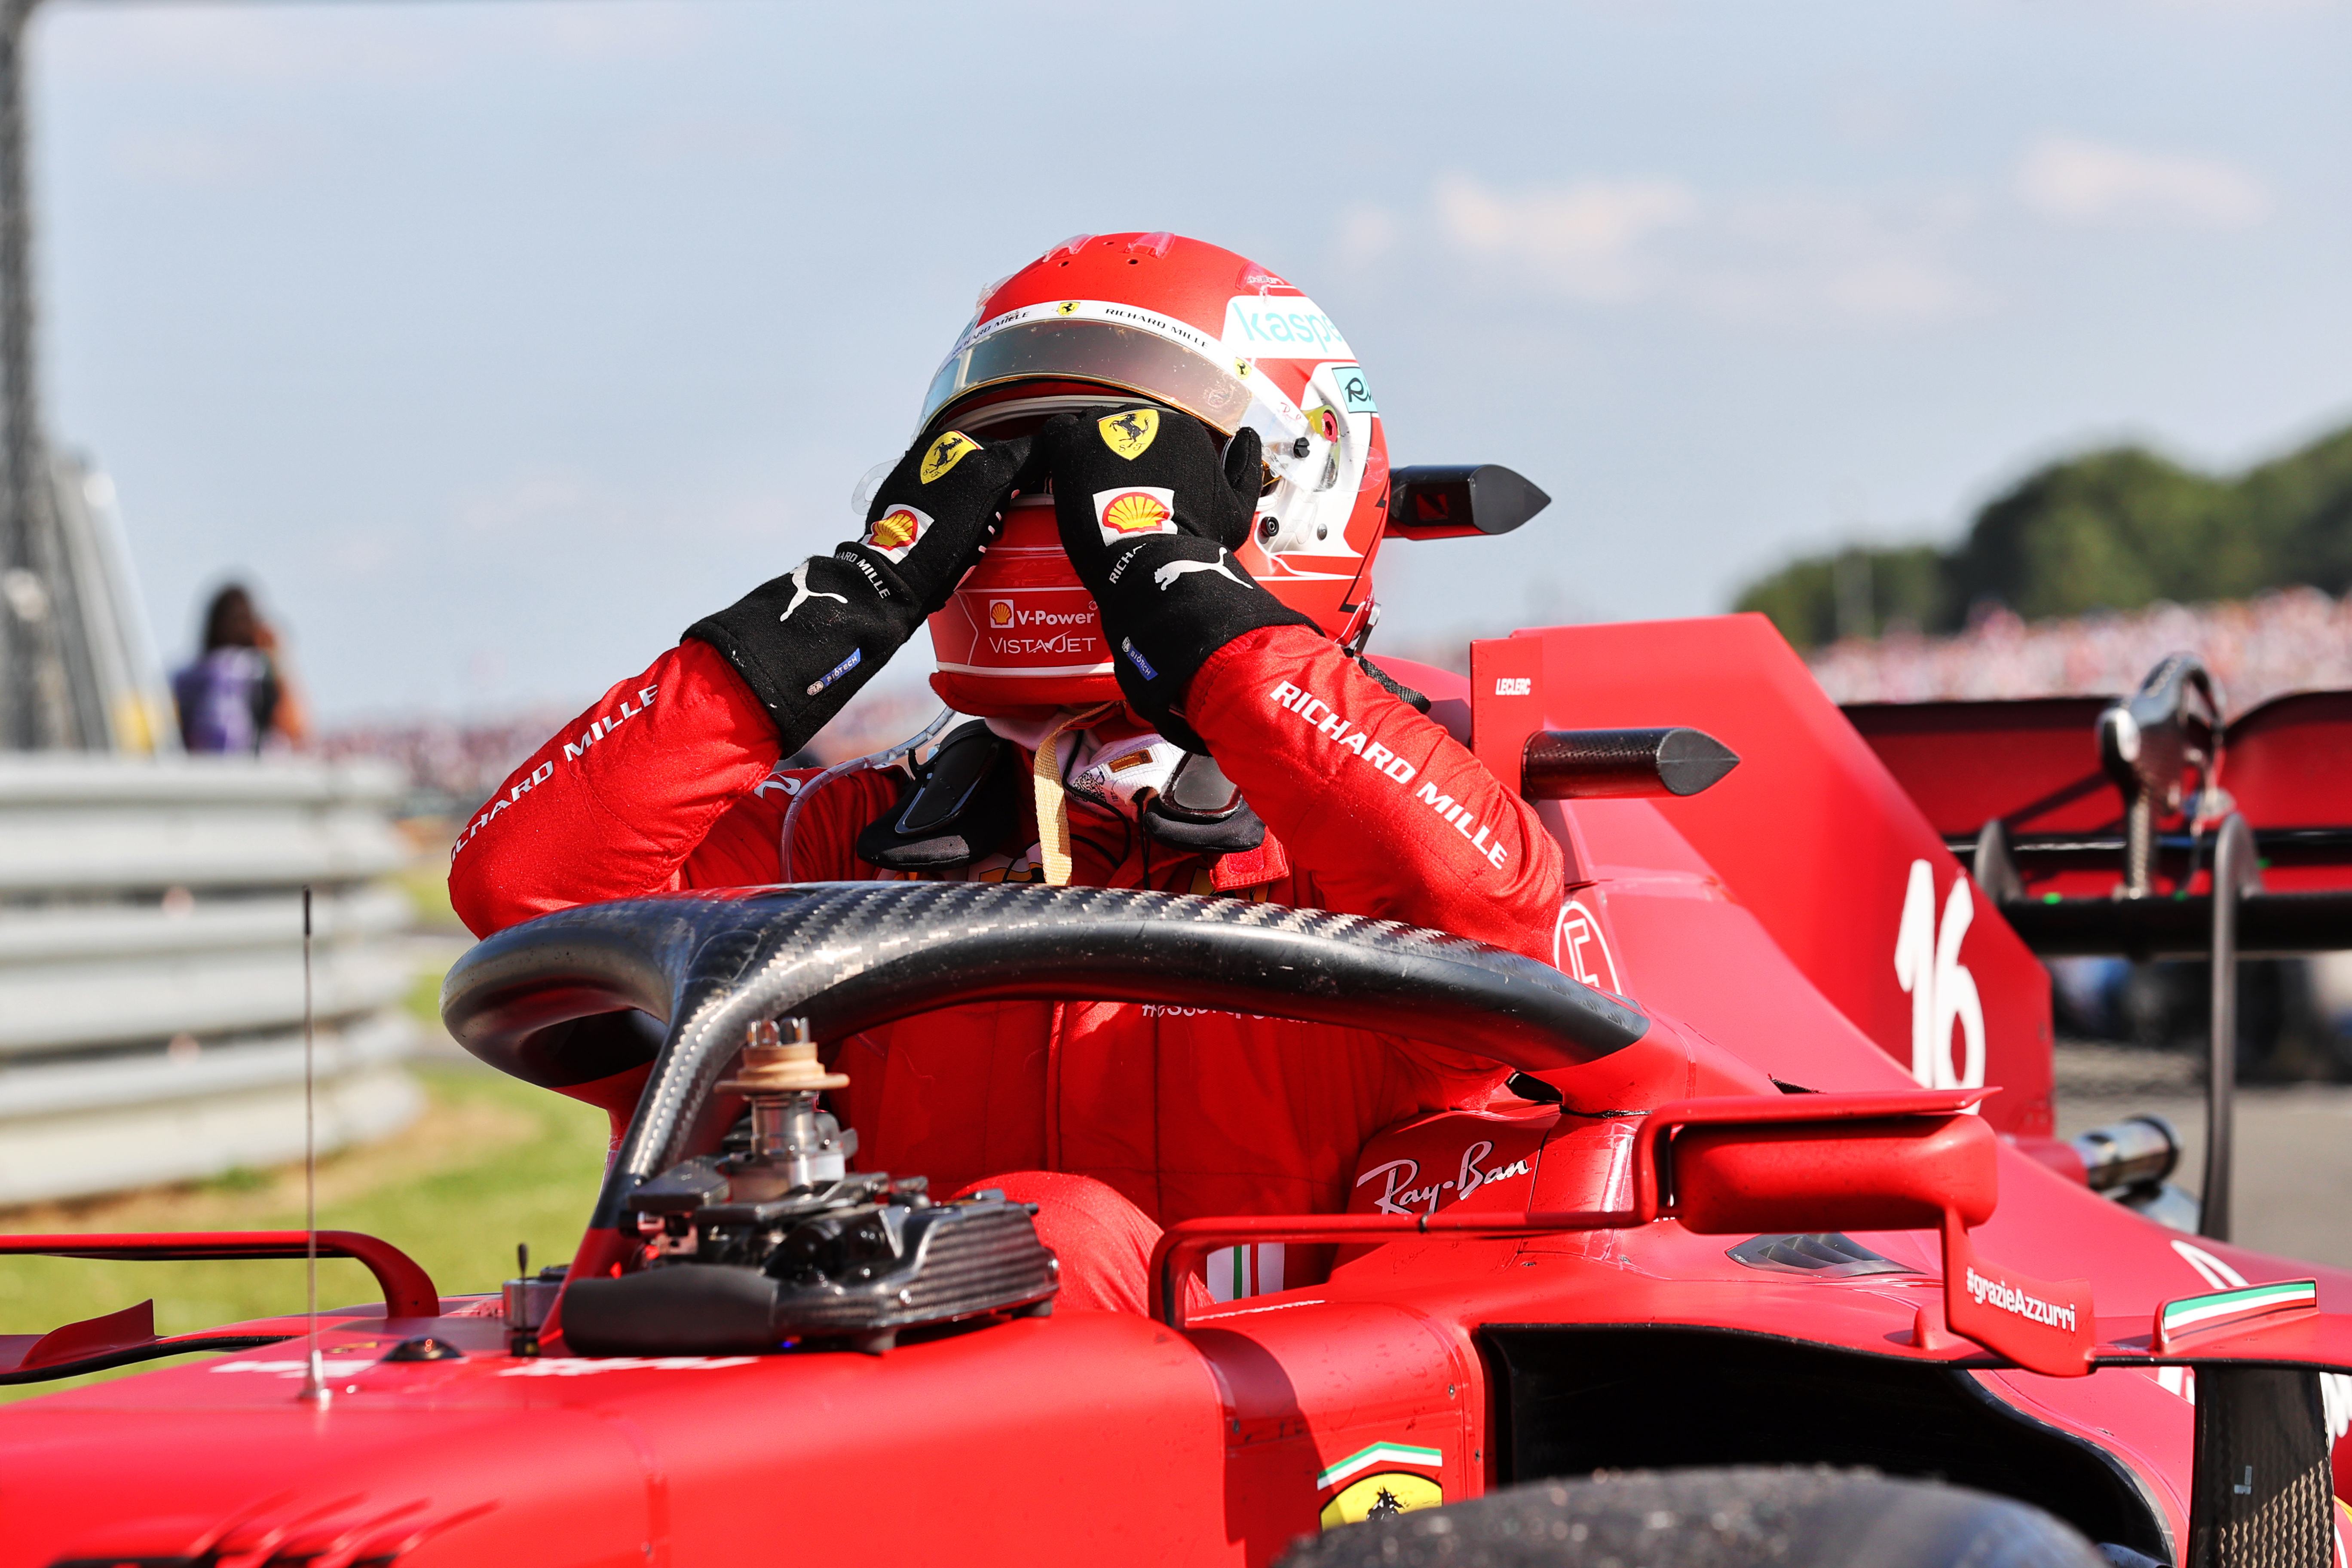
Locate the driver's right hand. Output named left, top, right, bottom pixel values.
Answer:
left=839, top=428, right=1041, bottom=616
left=681, top=426, right=1036, bottom=750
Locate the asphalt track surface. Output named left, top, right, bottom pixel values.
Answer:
left=2053, top=1045, right=2352, bottom=1268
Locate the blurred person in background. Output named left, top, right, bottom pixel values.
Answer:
left=172, top=582, right=309, bottom=754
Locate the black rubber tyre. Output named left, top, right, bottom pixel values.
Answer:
left=1279, top=1466, right=2108, bottom=1568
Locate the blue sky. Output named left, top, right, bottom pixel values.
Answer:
left=29, top=0, right=2352, bottom=720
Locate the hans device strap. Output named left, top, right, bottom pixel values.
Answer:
left=854, top=721, right=1023, bottom=871
left=1139, top=752, right=1266, bottom=856
left=853, top=720, right=1268, bottom=867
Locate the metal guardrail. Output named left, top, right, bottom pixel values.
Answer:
left=0, top=756, right=423, bottom=1204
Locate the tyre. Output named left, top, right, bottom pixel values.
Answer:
left=1279, top=1465, right=2107, bottom=1568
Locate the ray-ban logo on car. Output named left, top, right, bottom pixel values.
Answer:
left=1356, top=1141, right=1532, bottom=1217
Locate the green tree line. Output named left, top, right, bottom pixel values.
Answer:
left=1734, top=420, right=2352, bottom=650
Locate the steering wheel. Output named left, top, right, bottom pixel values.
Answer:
left=440, top=882, right=1650, bottom=1230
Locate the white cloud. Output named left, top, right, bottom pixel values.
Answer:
left=1712, top=192, right=1978, bottom=323
left=2016, top=136, right=2270, bottom=229
left=1436, top=175, right=1697, bottom=301
left=1336, top=203, right=1401, bottom=266
left=1429, top=176, right=1978, bottom=325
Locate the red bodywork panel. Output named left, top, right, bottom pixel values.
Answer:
left=2228, top=692, right=2352, bottom=825
left=1472, top=614, right=2055, bottom=1135
left=6, top=1161, right=2347, bottom=1567
left=1847, top=686, right=2352, bottom=897
left=2216, top=692, right=2352, bottom=893
left=1844, top=697, right=2118, bottom=839
left=5, top=615, right=2351, bottom=1567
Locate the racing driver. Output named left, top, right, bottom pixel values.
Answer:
left=450, top=233, right=1564, bottom=1313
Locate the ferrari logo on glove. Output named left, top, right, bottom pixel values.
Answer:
left=1098, top=408, right=1159, bottom=460
left=919, top=431, right=979, bottom=484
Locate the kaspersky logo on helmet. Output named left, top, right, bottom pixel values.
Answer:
left=1094, top=487, right=1175, bottom=545
left=1221, top=297, right=1351, bottom=359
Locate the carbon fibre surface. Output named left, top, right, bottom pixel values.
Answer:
left=438, top=882, right=1651, bottom=1223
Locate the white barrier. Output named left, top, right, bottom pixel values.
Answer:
left=0, top=756, right=423, bottom=1204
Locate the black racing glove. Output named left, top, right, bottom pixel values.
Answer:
left=1038, top=405, right=1315, bottom=750
left=686, top=428, right=1037, bottom=748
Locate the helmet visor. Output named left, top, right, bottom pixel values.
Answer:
left=919, top=319, right=1255, bottom=438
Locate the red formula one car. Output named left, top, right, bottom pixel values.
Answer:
left=3, top=616, right=2350, bottom=1568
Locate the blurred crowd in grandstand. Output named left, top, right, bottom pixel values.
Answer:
left=1808, top=585, right=2352, bottom=710
left=316, top=708, right=573, bottom=819
left=1819, top=585, right=2352, bottom=1079
left=311, top=594, right=2352, bottom=1079
left=302, top=410, right=2352, bottom=1078
left=328, top=587, right=2352, bottom=819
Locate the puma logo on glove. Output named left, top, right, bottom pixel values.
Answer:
left=778, top=560, right=849, bottom=622
left=1153, top=554, right=1245, bottom=592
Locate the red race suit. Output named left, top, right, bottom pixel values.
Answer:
left=451, top=627, right=1563, bottom=1308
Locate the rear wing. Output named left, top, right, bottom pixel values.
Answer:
left=1847, top=654, right=2352, bottom=1245
left=1844, top=662, right=2352, bottom=955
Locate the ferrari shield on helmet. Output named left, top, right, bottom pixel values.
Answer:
left=916, top=232, right=1390, bottom=715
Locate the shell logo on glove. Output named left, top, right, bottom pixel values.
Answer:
left=864, top=505, right=929, bottom=563
left=1094, top=487, right=1176, bottom=544
left=1097, top=408, right=1159, bottom=460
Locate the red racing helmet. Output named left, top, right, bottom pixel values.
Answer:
left=919, top=232, right=1388, bottom=716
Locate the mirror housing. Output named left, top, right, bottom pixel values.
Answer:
left=1654, top=1102, right=2092, bottom=1377
left=1386, top=465, right=1550, bottom=540
left=1669, top=1113, right=1997, bottom=1235
left=1522, top=727, right=1740, bottom=800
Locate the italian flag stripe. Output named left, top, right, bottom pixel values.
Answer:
left=2162, top=1279, right=2318, bottom=1333
left=1317, top=1442, right=1444, bottom=1491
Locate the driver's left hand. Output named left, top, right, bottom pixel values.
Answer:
left=1036, top=405, right=1313, bottom=748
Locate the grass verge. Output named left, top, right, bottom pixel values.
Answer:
left=389, top=855, right=466, bottom=932
left=0, top=1063, right=609, bottom=1405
